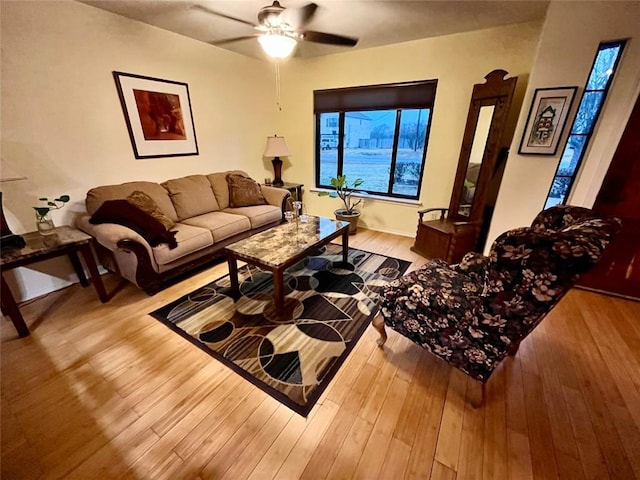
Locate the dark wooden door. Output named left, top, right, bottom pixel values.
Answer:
left=577, top=93, right=640, bottom=300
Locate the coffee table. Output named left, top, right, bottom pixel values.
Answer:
left=224, top=216, right=349, bottom=317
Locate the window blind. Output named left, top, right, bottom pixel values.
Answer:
left=314, top=80, right=438, bottom=113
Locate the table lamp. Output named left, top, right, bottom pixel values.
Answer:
left=263, top=135, right=290, bottom=187
left=0, top=162, right=27, bottom=248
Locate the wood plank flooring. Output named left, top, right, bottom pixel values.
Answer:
left=2, top=228, right=639, bottom=479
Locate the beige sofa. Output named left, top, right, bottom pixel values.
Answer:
left=77, top=171, right=290, bottom=294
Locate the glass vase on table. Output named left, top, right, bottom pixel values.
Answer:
left=291, top=200, right=308, bottom=222
left=33, top=195, right=69, bottom=236
left=284, top=211, right=294, bottom=225
left=35, top=210, right=56, bottom=236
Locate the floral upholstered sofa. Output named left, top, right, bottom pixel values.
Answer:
left=374, top=205, right=620, bottom=401
left=77, top=171, right=289, bottom=294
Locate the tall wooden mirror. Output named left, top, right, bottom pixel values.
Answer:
left=412, top=70, right=518, bottom=262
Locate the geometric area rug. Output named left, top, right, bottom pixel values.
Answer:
left=149, top=244, right=411, bottom=417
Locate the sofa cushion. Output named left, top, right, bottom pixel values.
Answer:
left=207, top=170, right=247, bottom=210
left=227, top=173, right=267, bottom=207
left=152, top=223, right=213, bottom=266
left=89, top=199, right=178, bottom=249
left=86, top=181, right=178, bottom=221
left=162, top=175, right=220, bottom=220
left=223, top=205, right=282, bottom=229
left=182, top=211, right=251, bottom=243
left=127, top=190, right=176, bottom=230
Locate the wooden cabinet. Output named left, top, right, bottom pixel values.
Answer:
left=412, top=70, right=519, bottom=263
left=412, top=208, right=480, bottom=263
left=413, top=219, right=479, bottom=263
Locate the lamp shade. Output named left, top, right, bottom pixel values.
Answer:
left=0, top=162, right=27, bottom=183
left=263, top=136, right=291, bottom=158
left=258, top=33, right=297, bottom=59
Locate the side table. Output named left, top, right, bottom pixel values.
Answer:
left=1, top=225, right=108, bottom=337
left=265, top=182, right=304, bottom=202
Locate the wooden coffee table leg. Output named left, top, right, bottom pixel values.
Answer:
left=273, top=268, right=285, bottom=315
left=227, top=256, right=239, bottom=298
left=342, top=229, right=349, bottom=263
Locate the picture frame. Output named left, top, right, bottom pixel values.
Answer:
left=518, top=86, right=578, bottom=155
left=113, top=71, right=199, bottom=159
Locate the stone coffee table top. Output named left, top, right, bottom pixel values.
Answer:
left=224, top=216, right=348, bottom=268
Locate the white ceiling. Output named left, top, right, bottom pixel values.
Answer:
left=80, top=0, right=549, bottom=60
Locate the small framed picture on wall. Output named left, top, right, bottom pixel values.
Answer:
left=113, top=71, right=199, bottom=159
left=518, top=86, right=578, bottom=155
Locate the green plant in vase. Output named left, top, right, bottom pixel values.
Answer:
left=318, top=175, right=364, bottom=234
left=34, top=195, right=70, bottom=235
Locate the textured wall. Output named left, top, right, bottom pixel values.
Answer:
left=488, top=1, right=640, bottom=248
left=1, top=0, right=275, bottom=300
left=277, top=22, right=542, bottom=236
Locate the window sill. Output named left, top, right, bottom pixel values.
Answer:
left=310, top=188, right=422, bottom=207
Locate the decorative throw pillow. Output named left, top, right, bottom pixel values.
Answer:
left=226, top=173, right=267, bottom=208
left=127, top=190, right=176, bottom=230
left=90, top=199, right=178, bottom=249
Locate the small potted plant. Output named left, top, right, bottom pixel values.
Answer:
left=318, top=175, right=364, bottom=234
left=34, top=195, right=70, bottom=235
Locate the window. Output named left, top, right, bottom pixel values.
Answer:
left=544, top=40, right=626, bottom=209
left=325, top=117, right=337, bottom=128
left=315, top=80, right=437, bottom=200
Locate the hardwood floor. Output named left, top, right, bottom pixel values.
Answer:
left=2, top=228, right=639, bottom=479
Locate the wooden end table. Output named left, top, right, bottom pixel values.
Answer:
left=1, top=226, right=108, bottom=337
left=264, top=182, right=304, bottom=202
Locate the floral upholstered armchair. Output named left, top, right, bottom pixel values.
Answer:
left=374, top=205, right=621, bottom=404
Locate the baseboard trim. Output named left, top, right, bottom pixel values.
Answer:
left=357, top=222, right=414, bottom=238
left=575, top=285, right=639, bottom=303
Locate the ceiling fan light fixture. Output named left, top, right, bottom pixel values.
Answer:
left=258, top=33, right=297, bottom=59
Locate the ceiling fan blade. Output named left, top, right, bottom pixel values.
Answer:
left=281, top=3, right=318, bottom=29
left=209, top=35, right=261, bottom=46
left=191, top=4, right=258, bottom=28
left=301, top=30, right=358, bottom=47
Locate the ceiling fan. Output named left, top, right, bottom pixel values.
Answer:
left=192, top=1, right=358, bottom=59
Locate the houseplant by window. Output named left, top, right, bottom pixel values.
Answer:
left=34, top=195, right=69, bottom=235
left=318, top=175, right=364, bottom=234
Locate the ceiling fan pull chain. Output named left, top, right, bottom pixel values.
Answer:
left=275, top=60, right=282, bottom=111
